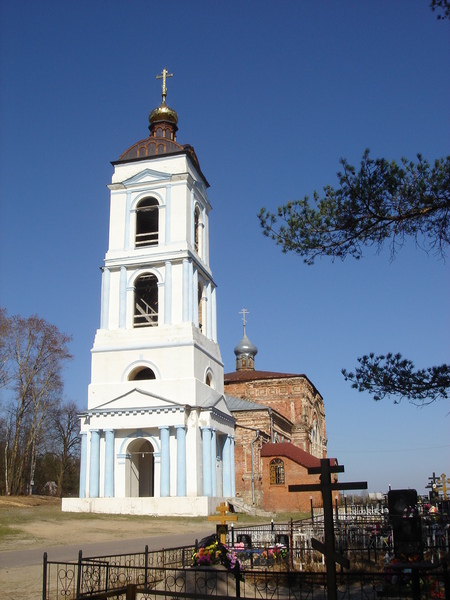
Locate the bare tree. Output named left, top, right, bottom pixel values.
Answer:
left=1, top=311, right=72, bottom=495
left=49, top=400, right=80, bottom=496
left=0, top=309, right=12, bottom=390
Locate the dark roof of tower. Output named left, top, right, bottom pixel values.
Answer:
left=115, top=142, right=208, bottom=187
left=113, top=72, right=209, bottom=187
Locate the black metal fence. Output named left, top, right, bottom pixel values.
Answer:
left=42, top=512, right=450, bottom=600
left=42, top=545, right=195, bottom=600
left=227, top=515, right=449, bottom=570
left=43, top=560, right=449, bottom=599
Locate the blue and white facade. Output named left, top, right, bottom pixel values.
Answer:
left=63, top=84, right=235, bottom=516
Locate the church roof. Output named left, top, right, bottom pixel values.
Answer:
left=224, top=369, right=320, bottom=394
left=225, top=395, right=271, bottom=412
left=260, top=442, right=327, bottom=469
left=225, top=369, right=302, bottom=382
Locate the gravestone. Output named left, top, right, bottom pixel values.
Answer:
left=388, top=489, right=423, bottom=559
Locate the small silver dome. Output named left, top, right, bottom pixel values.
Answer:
left=234, top=333, right=258, bottom=357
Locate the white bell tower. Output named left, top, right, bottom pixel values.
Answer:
left=64, top=71, right=235, bottom=516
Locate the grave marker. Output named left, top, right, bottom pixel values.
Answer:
left=208, top=501, right=238, bottom=544
left=289, top=458, right=367, bottom=600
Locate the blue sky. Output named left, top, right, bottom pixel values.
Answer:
left=1, top=1, right=449, bottom=496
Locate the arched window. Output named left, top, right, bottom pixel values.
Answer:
left=194, top=206, right=202, bottom=256
left=310, top=414, right=322, bottom=457
left=198, top=282, right=204, bottom=333
left=136, top=198, right=158, bottom=247
left=134, top=274, right=158, bottom=327
left=206, top=371, right=214, bottom=388
left=270, top=458, right=285, bottom=485
left=128, top=367, right=156, bottom=381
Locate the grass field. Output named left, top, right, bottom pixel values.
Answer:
left=0, top=495, right=307, bottom=550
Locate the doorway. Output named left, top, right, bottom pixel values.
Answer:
left=127, top=439, right=154, bottom=497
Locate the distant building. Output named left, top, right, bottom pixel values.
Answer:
left=224, top=319, right=328, bottom=512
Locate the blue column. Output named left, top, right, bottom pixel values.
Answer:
left=159, top=426, right=170, bottom=497
left=182, top=259, right=189, bottom=322
left=119, top=267, right=127, bottom=328
left=175, top=425, right=186, bottom=497
left=193, top=269, right=199, bottom=327
left=202, top=207, right=207, bottom=259
left=79, top=432, right=87, bottom=498
left=89, top=429, right=100, bottom=498
left=223, top=435, right=232, bottom=498
left=104, top=429, right=114, bottom=497
left=164, top=260, right=172, bottom=325
left=188, top=261, right=194, bottom=322
left=230, top=436, right=236, bottom=497
left=210, top=429, right=217, bottom=497
left=202, top=427, right=212, bottom=497
left=206, top=284, right=212, bottom=340
left=125, top=191, right=131, bottom=249
left=100, top=268, right=110, bottom=329
left=212, top=286, right=217, bottom=342
left=165, top=184, right=171, bottom=244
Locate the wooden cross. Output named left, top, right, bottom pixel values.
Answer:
left=208, top=502, right=238, bottom=544
left=156, top=68, right=173, bottom=101
left=289, top=459, right=367, bottom=600
left=425, top=472, right=439, bottom=490
left=436, top=473, right=449, bottom=499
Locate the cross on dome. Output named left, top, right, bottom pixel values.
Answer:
left=156, top=68, right=173, bottom=103
left=239, top=307, right=249, bottom=335
left=234, top=308, right=257, bottom=371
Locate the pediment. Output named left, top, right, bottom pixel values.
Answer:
left=122, top=168, right=171, bottom=188
left=89, top=388, right=181, bottom=414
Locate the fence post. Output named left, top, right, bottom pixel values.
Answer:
left=443, top=561, right=449, bottom=600
left=411, top=568, right=420, bottom=600
left=76, top=550, right=83, bottom=598
left=145, top=545, right=149, bottom=585
left=126, top=583, right=137, bottom=600
left=290, top=518, right=294, bottom=570
left=234, top=563, right=240, bottom=598
left=42, top=552, right=47, bottom=600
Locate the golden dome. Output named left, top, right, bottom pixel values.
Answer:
left=149, top=100, right=178, bottom=126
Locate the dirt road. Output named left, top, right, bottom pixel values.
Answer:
left=0, top=496, right=214, bottom=600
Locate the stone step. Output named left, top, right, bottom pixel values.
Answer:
left=227, top=498, right=274, bottom=518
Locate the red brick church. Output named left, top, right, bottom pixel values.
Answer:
left=224, top=314, right=333, bottom=513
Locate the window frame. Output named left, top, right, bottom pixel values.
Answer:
left=269, top=458, right=285, bottom=486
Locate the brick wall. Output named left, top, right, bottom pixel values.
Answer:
left=261, top=454, right=322, bottom=513
left=225, top=375, right=327, bottom=458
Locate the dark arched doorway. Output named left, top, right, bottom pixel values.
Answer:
left=127, top=438, right=154, bottom=497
